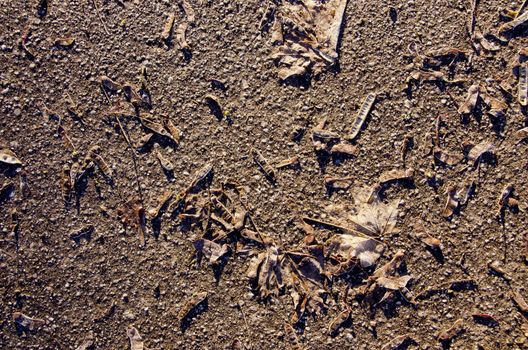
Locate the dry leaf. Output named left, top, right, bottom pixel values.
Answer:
left=247, top=246, right=286, bottom=298
left=326, top=235, right=384, bottom=268
left=468, top=141, right=494, bottom=165
left=329, top=143, right=359, bottom=156
left=327, top=309, right=351, bottom=336
left=193, top=239, right=230, bottom=264
left=348, top=198, right=399, bottom=236
left=458, top=84, right=480, bottom=115
left=12, top=312, right=45, bottom=331
left=127, top=326, right=144, bottom=350
left=251, top=148, right=275, bottom=180
left=161, top=13, right=175, bottom=44
left=178, top=292, right=208, bottom=325
left=438, top=319, right=464, bottom=342
left=0, top=148, right=22, bottom=165
left=54, top=37, right=75, bottom=48
left=519, top=63, right=528, bottom=106
left=272, top=0, right=349, bottom=79
left=442, top=186, right=459, bottom=218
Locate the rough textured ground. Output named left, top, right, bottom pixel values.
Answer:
left=1, top=0, right=527, bottom=349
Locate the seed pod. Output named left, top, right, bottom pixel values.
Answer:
left=347, top=93, right=376, bottom=141
left=178, top=292, right=208, bottom=326
left=190, top=163, right=213, bottom=189
left=251, top=148, right=275, bottom=180
left=61, top=164, right=72, bottom=206
left=161, top=13, right=175, bottom=44
left=164, top=119, right=181, bottom=144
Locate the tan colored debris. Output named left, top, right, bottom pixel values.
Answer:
left=89, top=146, right=113, bottom=180
left=438, top=319, right=465, bottom=343
left=442, top=186, right=459, bottom=218
left=326, top=234, right=384, bottom=268
left=324, top=176, right=354, bottom=191
left=127, top=326, right=144, bottom=350
left=154, top=145, right=174, bottom=172
left=251, top=148, right=275, bottom=180
left=381, top=334, right=415, bottom=350
left=498, top=10, right=528, bottom=36
left=329, top=142, right=359, bottom=156
left=0, top=148, right=22, bottom=165
left=164, top=120, right=181, bottom=144
left=148, top=190, right=174, bottom=220
left=497, top=183, right=515, bottom=215
left=247, top=246, right=285, bottom=298
left=190, top=163, right=213, bottom=189
left=12, top=312, right=45, bottom=330
left=275, top=156, right=299, bottom=169
left=99, top=75, right=121, bottom=93
left=272, top=0, right=349, bottom=79
left=54, top=37, right=75, bottom=48
left=346, top=93, right=376, bottom=141
left=193, top=239, right=230, bottom=264
left=61, top=164, right=72, bottom=206
left=178, top=292, right=208, bottom=325
left=513, top=127, right=528, bottom=142
left=161, top=13, right=175, bottom=44
left=468, top=141, right=494, bottom=165
left=327, top=308, right=351, bottom=336
left=511, top=290, right=528, bottom=314
left=458, top=84, right=480, bottom=115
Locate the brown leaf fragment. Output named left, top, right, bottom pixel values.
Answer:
left=161, top=13, right=175, bottom=45
left=346, top=93, right=376, bottom=141
left=456, top=178, right=475, bottom=206
left=181, top=0, right=196, bottom=24
left=69, top=225, right=95, bottom=242
left=513, top=127, right=528, bottom=143
left=139, top=114, right=171, bottom=139
left=178, top=292, right=208, bottom=325
left=378, top=168, right=414, bottom=184
left=326, top=235, right=384, bottom=268
left=472, top=32, right=501, bottom=53
left=329, top=142, right=359, bottom=156
left=406, top=70, right=466, bottom=86
left=438, top=319, right=464, bottom=343
left=381, top=334, right=416, bottom=350
left=204, top=94, right=223, bottom=119
left=519, top=63, right=528, bottom=106
left=175, top=22, right=190, bottom=51
left=12, top=312, right=45, bottom=331
left=247, top=246, right=286, bottom=298
left=54, top=37, right=75, bottom=49
left=89, top=146, right=113, bottom=181
left=164, top=120, right=181, bottom=144
left=148, top=190, right=174, bottom=220
left=190, top=163, right=213, bottom=189
left=327, top=308, right=351, bottom=336
left=499, top=10, right=528, bottom=36
left=488, top=260, right=511, bottom=281
left=127, top=326, right=144, bottom=350
left=324, top=176, right=354, bottom=191
left=154, top=145, right=174, bottom=172
left=511, top=291, right=528, bottom=314
left=0, top=148, right=22, bottom=165
left=193, top=239, right=230, bottom=264
left=442, top=186, right=459, bottom=218
left=99, top=76, right=121, bottom=93
left=251, top=148, right=275, bottom=180
left=468, top=141, right=494, bottom=165
left=458, top=84, right=480, bottom=115
left=275, top=156, right=299, bottom=169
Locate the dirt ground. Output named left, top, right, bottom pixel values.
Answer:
left=1, top=0, right=528, bottom=349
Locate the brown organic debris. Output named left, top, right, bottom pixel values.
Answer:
left=346, top=93, right=376, bottom=141
left=127, top=326, right=144, bottom=350
left=438, top=318, right=465, bottom=343
left=251, top=148, right=275, bottom=180
left=519, top=63, right=528, bottom=106
left=161, top=13, right=176, bottom=45
left=329, top=142, right=359, bottom=157
left=193, top=239, right=231, bottom=264
left=458, top=84, right=480, bottom=115
left=275, top=156, right=299, bottom=169
left=511, top=290, right=528, bottom=315
left=413, top=279, right=477, bottom=302
left=324, top=176, right=354, bottom=191
left=327, top=308, right=351, bottom=336
left=381, top=334, right=416, bottom=350
left=54, top=37, right=75, bottom=49
left=12, top=312, right=45, bottom=331
left=69, top=225, right=95, bottom=242
left=178, top=291, right=208, bottom=326
left=271, top=0, right=349, bottom=79
left=0, top=148, right=22, bottom=165
left=442, top=186, right=459, bottom=218
left=468, top=141, right=494, bottom=166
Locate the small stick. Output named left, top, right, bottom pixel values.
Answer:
left=92, top=0, right=110, bottom=35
